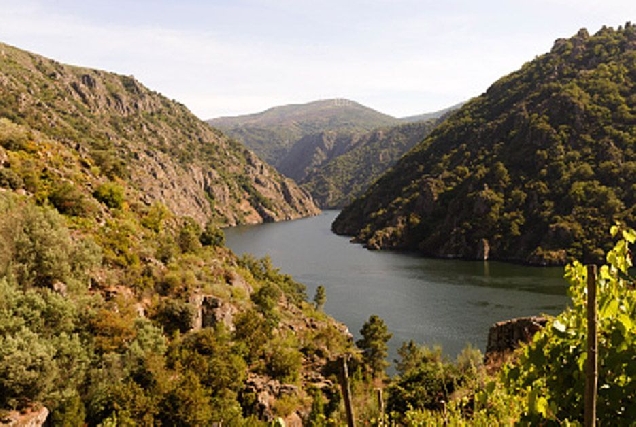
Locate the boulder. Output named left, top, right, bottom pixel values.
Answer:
left=484, top=316, right=547, bottom=362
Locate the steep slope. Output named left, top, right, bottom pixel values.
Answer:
left=0, top=44, right=356, bottom=424
left=333, top=24, right=636, bottom=265
left=0, top=42, right=319, bottom=226
left=298, top=121, right=439, bottom=208
left=208, top=99, right=399, bottom=166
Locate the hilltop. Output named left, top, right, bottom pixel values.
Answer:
left=209, top=98, right=399, bottom=166
left=333, top=24, right=636, bottom=265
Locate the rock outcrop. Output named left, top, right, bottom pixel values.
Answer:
left=0, top=406, right=48, bottom=427
left=484, top=316, right=547, bottom=362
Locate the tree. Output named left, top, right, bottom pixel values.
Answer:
left=199, top=220, right=225, bottom=247
left=313, top=285, right=326, bottom=311
left=177, top=217, right=202, bottom=254
left=356, top=315, right=392, bottom=377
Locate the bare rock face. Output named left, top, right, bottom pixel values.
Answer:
left=190, top=294, right=237, bottom=331
left=0, top=406, right=49, bottom=427
left=242, top=374, right=301, bottom=422
left=484, top=316, right=547, bottom=362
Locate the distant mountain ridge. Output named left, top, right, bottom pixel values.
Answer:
left=209, top=99, right=458, bottom=207
left=399, top=101, right=466, bottom=123
left=333, top=24, right=636, bottom=265
left=209, top=99, right=400, bottom=166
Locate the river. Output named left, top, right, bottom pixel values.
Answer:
left=224, top=210, right=569, bottom=365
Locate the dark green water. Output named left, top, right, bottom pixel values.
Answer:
left=225, top=211, right=569, bottom=363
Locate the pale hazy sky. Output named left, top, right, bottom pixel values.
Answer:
left=0, top=1, right=635, bottom=119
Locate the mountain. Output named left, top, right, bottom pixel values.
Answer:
left=208, top=99, right=400, bottom=166
left=399, top=101, right=466, bottom=123
left=333, top=24, right=636, bottom=266
left=0, top=42, right=359, bottom=424
left=0, top=42, right=319, bottom=227
left=210, top=100, right=456, bottom=208
left=296, top=121, right=439, bottom=208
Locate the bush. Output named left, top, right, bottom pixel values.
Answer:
left=93, top=182, right=125, bottom=209
left=199, top=221, right=225, bottom=247
left=49, top=182, right=95, bottom=217
left=151, top=299, right=194, bottom=336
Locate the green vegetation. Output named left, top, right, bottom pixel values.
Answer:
left=208, top=99, right=400, bottom=167
left=300, top=120, right=438, bottom=209
left=4, top=24, right=636, bottom=426
left=334, top=24, right=636, bottom=265
left=313, top=285, right=326, bottom=311
left=357, top=315, right=392, bottom=378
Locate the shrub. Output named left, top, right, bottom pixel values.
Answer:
left=93, top=182, right=125, bottom=209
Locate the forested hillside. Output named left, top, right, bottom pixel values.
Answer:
left=298, top=121, right=439, bottom=208
left=334, top=24, right=636, bottom=265
left=0, top=42, right=319, bottom=227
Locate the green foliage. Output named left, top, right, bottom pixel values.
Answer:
left=141, top=202, right=171, bottom=233
left=93, top=181, right=125, bottom=209
left=0, top=194, right=101, bottom=289
left=48, top=182, right=96, bottom=217
left=387, top=343, right=481, bottom=419
left=0, top=328, right=58, bottom=409
left=300, top=121, right=439, bottom=208
left=239, top=254, right=307, bottom=306
left=157, top=371, right=213, bottom=426
left=266, top=335, right=303, bottom=383
left=0, top=278, right=91, bottom=412
left=313, top=285, right=327, bottom=311
left=200, top=220, right=225, bottom=247
left=151, top=299, right=194, bottom=336
left=357, top=314, right=392, bottom=378
left=504, top=224, right=636, bottom=424
left=0, top=43, right=357, bottom=425
left=177, top=217, right=202, bottom=254
left=0, top=117, right=32, bottom=151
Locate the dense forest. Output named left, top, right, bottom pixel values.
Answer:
left=334, top=24, right=636, bottom=266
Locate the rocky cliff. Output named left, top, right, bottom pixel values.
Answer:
left=0, top=42, right=319, bottom=226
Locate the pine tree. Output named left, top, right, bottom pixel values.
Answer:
left=313, top=285, right=327, bottom=311
left=356, top=315, right=392, bottom=377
